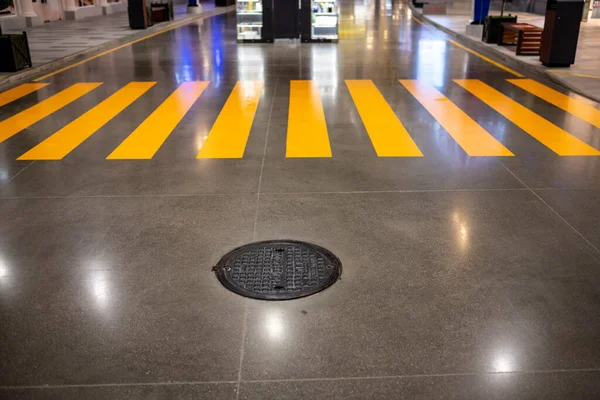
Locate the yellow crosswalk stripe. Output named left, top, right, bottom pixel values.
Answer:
left=108, top=81, right=209, bottom=159
left=286, top=80, right=332, bottom=158
left=0, top=83, right=49, bottom=108
left=345, top=80, right=422, bottom=157
left=197, top=81, right=263, bottom=158
left=0, top=83, right=101, bottom=144
left=507, top=79, right=600, bottom=129
left=400, top=80, right=513, bottom=156
left=454, top=79, right=600, bottom=156
left=18, top=82, right=156, bottom=160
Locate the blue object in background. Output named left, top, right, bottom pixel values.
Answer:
left=472, top=0, right=491, bottom=24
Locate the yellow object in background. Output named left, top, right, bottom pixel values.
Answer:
left=108, top=81, right=209, bottom=159
left=19, top=82, right=156, bottom=160
left=508, top=79, right=600, bottom=129
left=455, top=79, right=600, bottom=156
left=0, top=83, right=49, bottom=108
left=286, top=80, right=332, bottom=158
left=346, top=79, right=422, bottom=157
left=400, top=80, right=513, bottom=156
left=198, top=81, right=263, bottom=159
left=0, top=83, right=101, bottom=144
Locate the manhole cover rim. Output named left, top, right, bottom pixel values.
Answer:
left=213, top=239, right=342, bottom=301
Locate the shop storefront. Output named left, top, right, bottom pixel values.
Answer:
left=591, top=0, right=600, bottom=18
left=0, top=0, right=17, bottom=18
left=32, top=0, right=63, bottom=22
left=1, top=0, right=126, bottom=30
left=0, top=0, right=44, bottom=29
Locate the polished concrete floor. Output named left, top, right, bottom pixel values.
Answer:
left=1, top=1, right=600, bottom=399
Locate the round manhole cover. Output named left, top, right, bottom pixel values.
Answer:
left=213, top=240, right=342, bottom=300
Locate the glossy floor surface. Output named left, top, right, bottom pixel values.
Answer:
left=2, top=1, right=600, bottom=399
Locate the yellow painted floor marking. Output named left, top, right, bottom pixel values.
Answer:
left=0, top=83, right=101, bottom=144
left=0, top=83, right=49, bottom=108
left=107, top=81, right=209, bottom=159
left=411, top=16, right=435, bottom=30
left=549, top=71, right=600, bottom=79
left=448, top=40, right=524, bottom=78
left=197, top=81, right=263, bottom=158
left=400, top=80, right=513, bottom=156
left=455, top=79, right=600, bottom=156
left=286, top=80, right=332, bottom=158
left=411, top=16, right=524, bottom=78
left=507, top=79, right=600, bottom=129
left=18, top=82, right=155, bottom=160
left=345, top=80, right=422, bottom=157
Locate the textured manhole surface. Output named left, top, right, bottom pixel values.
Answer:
left=213, top=240, right=342, bottom=300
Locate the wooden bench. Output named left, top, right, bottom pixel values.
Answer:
left=498, top=22, right=543, bottom=56
left=423, top=0, right=447, bottom=15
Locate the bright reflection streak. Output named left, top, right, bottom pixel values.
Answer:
left=311, top=46, right=338, bottom=89
left=237, top=47, right=265, bottom=82
left=493, top=353, right=515, bottom=373
left=353, top=4, right=367, bottom=22
left=0, top=169, right=8, bottom=182
left=241, top=80, right=260, bottom=96
left=89, top=269, right=111, bottom=310
left=417, top=39, right=447, bottom=87
left=366, top=34, right=375, bottom=51
left=264, top=311, right=285, bottom=341
left=0, top=257, right=11, bottom=286
left=175, top=66, right=195, bottom=85
left=460, top=224, right=468, bottom=239
left=196, top=131, right=210, bottom=152
left=174, top=30, right=197, bottom=84
left=215, top=49, right=222, bottom=68
left=451, top=211, right=469, bottom=251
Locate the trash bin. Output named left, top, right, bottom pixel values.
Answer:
left=0, top=31, right=33, bottom=73
left=540, top=0, right=584, bottom=67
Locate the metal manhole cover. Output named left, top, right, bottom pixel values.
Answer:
left=213, top=240, right=342, bottom=300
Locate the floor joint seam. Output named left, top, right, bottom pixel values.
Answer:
left=3, top=367, right=600, bottom=390
left=235, top=305, right=249, bottom=399
left=240, top=367, right=600, bottom=383
left=237, top=76, right=280, bottom=400
left=258, top=188, right=532, bottom=195
left=7, top=161, right=35, bottom=182
left=252, top=76, right=279, bottom=240
left=500, top=162, right=600, bottom=255
left=4, top=189, right=597, bottom=200
left=0, top=193, right=254, bottom=200
left=0, top=188, right=556, bottom=201
left=531, top=187, right=600, bottom=191
left=0, top=381, right=238, bottom=390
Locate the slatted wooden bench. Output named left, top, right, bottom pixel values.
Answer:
left=498, top=22, right=543, bottom=56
